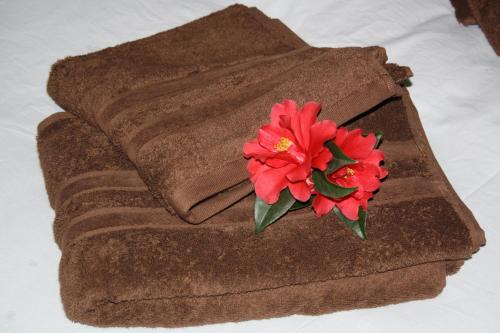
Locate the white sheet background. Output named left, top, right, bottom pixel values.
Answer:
left=1, top=0, right=499, bottom=332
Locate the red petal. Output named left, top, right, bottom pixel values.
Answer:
left=286, top=164, right=310, bottom=182
left=334, top=174, right=359, bottom=189
left=312, top=194, right=336, bottom=217
left=283, top=99, right=298, bottom=114
left=270, top=103, right=285, bottom=126
left=258, top=124, right=308, bottom=164
left=254, top=164, right=295, bottom=204
left=339, top=129, right=376, bottom=160
left=331, top=166, right=348, bottom=178
left=352, top=189, right=366, bottom=200
left=272, top=151, right=301, bottom=164
left=331, top=166, right=360, bottom=188
left=289, top=181, right=311, bottom=202
left=257, top=125, right=295, bottom=152
left=289, top=105, right=304, bottom=149
left=286, top=144, right=307, bottom=164
left=311, top=148, right=333, bottom=170
left=379, top=167, right=388, bottom=179
left=247, top=159, right=269, bottom=182
left=352, top=163, right=381, bottom=192
left=270, top=102, right=292, bottom=128
left=336, top=197, right=360, bottom=220
left=360, top=176, right=380, bottom=192
left=359, top=192, right=372, bottom=210
left=334, top=127, right=349, bottom=147
left=243, top=139, right=276, bottom=161
left=309, top=120, right=337, bottom=156
left=265, top=158, right=289, bottom=168
left=298, top=101, right=321, bottom=148
left=365, top=149, right=384, bottom=167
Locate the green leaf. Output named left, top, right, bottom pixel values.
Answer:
left=325, top=141, right=357, bottom=175
left=312, top=170, right=357, bottom=199
left=254, top=189, right=296, bottom=234
left=333, top=206, right=367, bottom=240
left=375, top=131, right=383, bottom=148
left=289, top=195, right=315, bottom=211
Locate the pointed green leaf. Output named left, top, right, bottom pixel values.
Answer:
left=325, top=141, right=357, bottom=175
left=254, top=189, right=296, bottom=234
left=375, top=131, right=383, bottom=148
left=333, top=206, right=367, bottom=240
left=312, top=170, right=357, bottom=199
left=289, top=195, right=315, bottom=211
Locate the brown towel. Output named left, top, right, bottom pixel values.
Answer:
left=46, top=4, right=307, bottom=124
left=46, top=4, right=402, bottom=223
left=38, top=4, right=484, bottom=328
left=450, top=0, right=500, bottom=55
left=38, top=96, right=478, bottom=327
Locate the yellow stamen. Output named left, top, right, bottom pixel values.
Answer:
left=345, top=167, right=355, bottom=177
left=274, top=137, right=293, bottom=152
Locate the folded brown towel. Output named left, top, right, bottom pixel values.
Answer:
left=47, top=4, right=403, bottom=223
left=47, top=4, right=307, bottom=123
left=38, top=95, right=478, bottom=327
left=451, top=0, right=500, bottom=55
left=38, top=4, right=484, bottom=328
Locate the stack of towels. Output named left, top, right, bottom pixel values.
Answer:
left=37, top=4, right=485, bottom=328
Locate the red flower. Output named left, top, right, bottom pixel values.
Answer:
left=312, top=127, right=388, bottom=220
left=244, top=100, right=337, bottom=204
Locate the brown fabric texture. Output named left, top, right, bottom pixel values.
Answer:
left=451, top=0, right=500, bottom=55
left=38, top=4, right=485, bottom=328
left=46, top=4, right=400, bottom=223
left=38, top=92, right=483, bottom=327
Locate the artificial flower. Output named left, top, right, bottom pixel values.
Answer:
left=244, top=99, right=337, bottom=204
left=312, top=127, right=387, bottom=220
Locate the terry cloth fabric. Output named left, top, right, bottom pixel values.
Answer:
left=38, top=92, right=482, bottom=327
left=46, top=4, right=402, bottom=223
left=38, top=3, right=485, bottom=328
left=450, top=0, right=500, bottom=55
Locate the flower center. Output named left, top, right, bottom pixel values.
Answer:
left=274, top=137, right=293, bottom=152
left=344, top=167, right=355, bottom=177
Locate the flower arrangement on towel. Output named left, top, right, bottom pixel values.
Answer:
left=243, top=100, right=387, bottom=238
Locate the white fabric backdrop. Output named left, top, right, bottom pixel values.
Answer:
left=1, top=0, right=499, bottom=332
